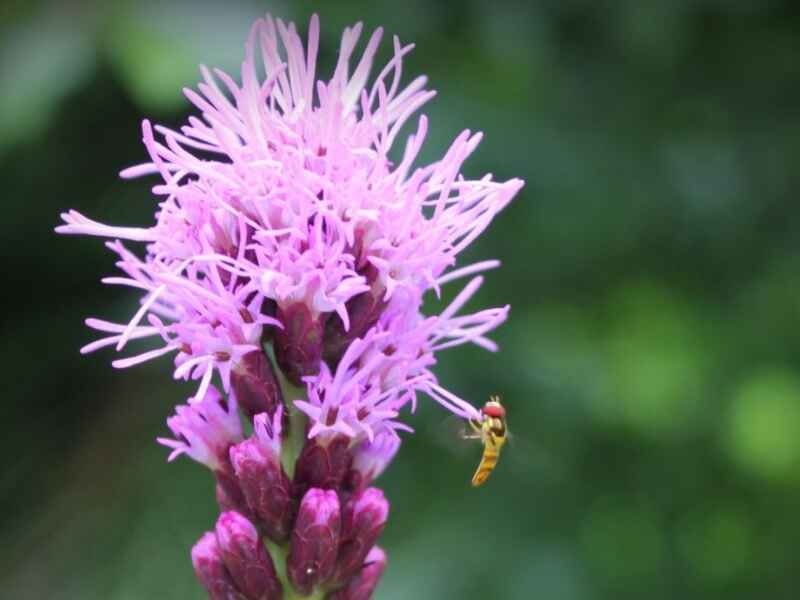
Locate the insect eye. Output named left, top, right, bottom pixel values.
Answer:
left=482, top=401, right=506, bottom=418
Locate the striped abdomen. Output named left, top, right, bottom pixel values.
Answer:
left=471, top=446, right=500, bottom=487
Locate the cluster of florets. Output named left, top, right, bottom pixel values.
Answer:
left=182, top=395, right=394, bottom=599
left=57, top=13, right=521, bottom=600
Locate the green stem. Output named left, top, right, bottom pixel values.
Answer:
left=261, top=343, right=325, bottom=598
left=262, top=341, right=308, bottom=477
left=281, top=381, right=308, bottom=478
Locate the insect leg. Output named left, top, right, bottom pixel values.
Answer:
left=461, top=419, right=483, bottom=440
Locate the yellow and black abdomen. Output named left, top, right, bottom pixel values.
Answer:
left=470, top=400, right=508, bottom=487
left=471, top=446, right=500, bottom=486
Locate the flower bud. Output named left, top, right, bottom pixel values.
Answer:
left=229, top=410, right=293, bottom=542
left=293, top=434, right=353, bottom=502
left=344, top=432, right=400, bottom=492
left=324, top=287, right=386, bottom=366
left=215, top=470, right=253, bottom=520
left=215, top=511, right=282, bottom=600
left=231, top=350, right=284, bottom=420
left=191, top=531, right=244, bottom=600
left=333, top=488, right=389, bottom=584
left=327, top=547, right=387, bottom=600
left=287, top=488, right=341, bottom=595
left=274, top=302, right=325, bottom=385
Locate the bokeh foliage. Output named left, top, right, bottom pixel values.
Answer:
left=2, top=1, right=800, bottom=599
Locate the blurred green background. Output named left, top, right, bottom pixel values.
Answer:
left=3, top=0, right=800, bottom=598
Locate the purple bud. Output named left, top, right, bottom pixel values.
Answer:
left=293, top=434, right=353, bottom=502
left=344, top=432, right=400, bottom=492
left=191, top=531, right=244, bottom=600
left=215, top=511, right=283, bottom=600
left=231, top=350, right=284, bottom=420
left=215, top=470, right=253, bottom=521
left=333, top=488, right=389, bottom=584
left=229, top=411, right=293, bottom=542
left=287, top=488, right=341, bottom=595
left=274, top=302, right=325, bottom=385
left=324, top=286, right=386, bottom=366
left=327, top=547, right=387, bottom=600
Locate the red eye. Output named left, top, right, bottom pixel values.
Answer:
left=482, top=402, right=505, bottom=418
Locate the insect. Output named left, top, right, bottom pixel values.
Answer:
left=466, top=396, right=508, bottom=487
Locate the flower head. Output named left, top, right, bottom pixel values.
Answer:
left=158, top=385, right=242, bottom=472
left=56, top=13, right=521, bottom=436
left=59, top=13, right=522, bottom=600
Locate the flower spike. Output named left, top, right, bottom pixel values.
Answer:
left=57, top=12, right=522, bottom=600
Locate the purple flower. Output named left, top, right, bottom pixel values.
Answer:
left=58, top=12, right=522, bottom=600
left=158, top=386, right=242, bottom=472
left=294, top=275, right=507, bottom=444
left=56, top=13, right=521, bottom=429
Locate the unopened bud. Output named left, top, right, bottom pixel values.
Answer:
left=344, top=432, right=400, bottom=492
left=333, top=488, right=389, bottom=584
left=229, top=411, right=293, bottom=542
left=215, top=470, right=252, bottom=521
left=324, top=287, right=386, bottom=366
left=327, top=546, right=387, bottom=600
left=274, top=303, right=325, bottom=385
left=191, top=531, right=243, bottom=600
left=293, top=434, right=353, bottom=502
left=215, top=511, right=282, bottom=600
left=287, top=488, right=341, bottom=595
left=231, top=350, right=284, bottom=420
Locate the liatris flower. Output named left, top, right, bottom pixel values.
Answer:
left=57, top=12, right=522, bottom=600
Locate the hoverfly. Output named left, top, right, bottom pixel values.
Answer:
left=465, top=396, right=508, bottom=487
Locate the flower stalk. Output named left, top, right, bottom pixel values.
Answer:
left=275, top=373, right=311, bottom=480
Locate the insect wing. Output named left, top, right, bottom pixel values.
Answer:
left=499, top=429, right=568, bottom=484
left=428, top=414, right=482, bottom=457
